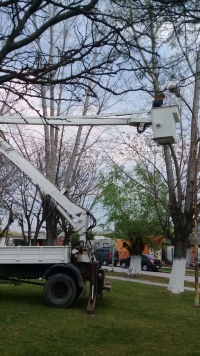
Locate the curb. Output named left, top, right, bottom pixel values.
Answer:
left=106, top=275, right=195, bottom=292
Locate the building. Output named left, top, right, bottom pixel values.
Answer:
left=0, top=232, right=47, bottom=246
left=90, top=236, right=112, bottom=249
left=186, top=233, right=200, bottom=267
left=166, top=233, right=200, bottom=268
left=116, top=238, right=163, bottom=261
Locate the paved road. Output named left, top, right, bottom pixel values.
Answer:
left=103, top=265, right=196, bottom=283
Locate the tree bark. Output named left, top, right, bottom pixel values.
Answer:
left=128, top=255, right=142, bottom=275
left=42, top=196, right=58, bottom=246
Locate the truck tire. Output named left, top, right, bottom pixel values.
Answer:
left=43, top=273, right=77, bottom=308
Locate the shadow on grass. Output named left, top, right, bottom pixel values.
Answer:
left=0, top=283, right=111, bottom=313
left=0, top=284, right=45, bottom=307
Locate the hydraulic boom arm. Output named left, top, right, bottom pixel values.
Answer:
left=0, top=106, right=180, bottom=241
left=0, top=136, right=93, bottom=241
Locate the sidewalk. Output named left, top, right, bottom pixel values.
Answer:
left=106, top=275, right=195, bottom=291
left=141, top=269, right=196, bottom=283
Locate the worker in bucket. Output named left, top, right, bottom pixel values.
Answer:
left=152, top=93, right=165, bottom=108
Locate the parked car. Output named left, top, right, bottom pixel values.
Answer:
left=189, top=260, right=200, bottom=268
left=93, top=247, right=119, bottom=266
left=120, top=254, right=162, bottom=271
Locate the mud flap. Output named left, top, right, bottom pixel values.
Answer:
left=87, top=263, right=112, bottom=314
left=87, top=262, right=98, bottom=314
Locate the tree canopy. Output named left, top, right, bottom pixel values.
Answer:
left=93, top=165, right=167, bottom=254
left=0, top=0, right=198, bottom=112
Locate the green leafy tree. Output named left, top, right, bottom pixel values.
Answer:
left=93, top=165, right=167, bottom=274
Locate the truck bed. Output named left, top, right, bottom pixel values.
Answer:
left=0, top=246, right=70, bottom=264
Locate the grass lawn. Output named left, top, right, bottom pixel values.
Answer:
left=0, top=280, right=200, bottom=356
left=161, top=267, right=198, bottom=276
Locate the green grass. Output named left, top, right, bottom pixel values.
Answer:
left=185, top=270, right=197, bottom=276
left=161, top=267, right=198, bottom=276
left=0, top=280, right=200, bottom=356
left=160, top=267, right=172, bottom=273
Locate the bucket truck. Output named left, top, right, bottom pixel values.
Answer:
left=0, top=105, right=180, bottom=313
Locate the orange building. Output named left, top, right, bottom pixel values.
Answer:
left=116, top=239, right=130, bottom=260
left=116, top=236, right=163, bottom=260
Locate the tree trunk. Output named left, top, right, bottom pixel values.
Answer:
left=42, top=196, right=57, bottom=246
left=128, top=255, right=142, bottom=275
left=123, top=238, right=144, bottom=275
left=168, top=48, right=200, bottom=294
left=168, top=238, right=187, bottom=294
left=41, top=8, right=59, bottom=245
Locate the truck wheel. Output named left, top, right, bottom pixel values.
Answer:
left=43, top=273, right=77, bottom=308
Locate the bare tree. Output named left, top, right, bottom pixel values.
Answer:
left=0, top=0, right=193, bottom=114
left=0, top=0, right=197, bottom=246
left=104, top=1, right=200, bottom=294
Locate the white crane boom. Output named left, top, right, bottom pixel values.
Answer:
left=0, top=106, right=180, bottom=241
left=0, top=111, right=151, bottom=126
left=0, top=137, right=89, bottom=240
